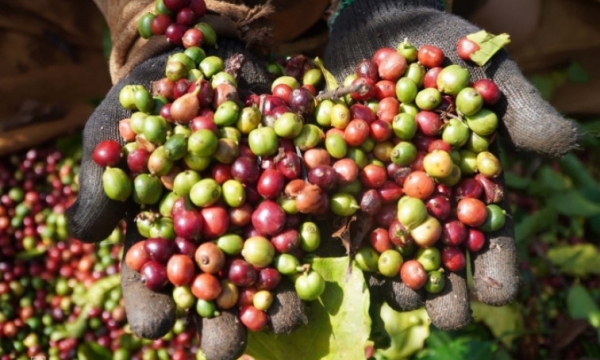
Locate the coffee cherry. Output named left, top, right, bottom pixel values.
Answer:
left=378, top=249, right=403, bottom=277
left=239, top=305, right=268, bottom=331
left=195, top=242, right=225, bottom=274
left=294, top=271, right=326, bottom=301
left=151, top=14, right=173, bottom=35
left=418, top=45, right=445, bottom=68
left=473, top=79, right=501, bottom=105
left=191, top=273, right=222, bottom=301
left=189, top=0, right=207, bottom=16
left=176, top=7, right=197, bottom=26
left=93, top=140, right=122, bottom=167
left=181, top=28, right=204, bottom=48
left=400, top=260, right=427, bottom=290
left=424, top=269, right=446, bottom=293
left=141, top=261, right=169, bottom=291
left=456, top=37, right=480, bottom=61
left=165, top=23, right=188, bottom=45
left=164, top=0, right=190, bottom=12
left=167, top=254, right=195, bottom=286
left=441, top=246, right=466, bottom=272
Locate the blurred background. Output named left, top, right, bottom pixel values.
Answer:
left=1, top=0, right=600, bottom=359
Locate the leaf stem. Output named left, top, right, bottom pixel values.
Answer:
left=316, top=83, right=366, bottom=102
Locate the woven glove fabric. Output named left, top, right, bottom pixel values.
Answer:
left=66, top=38, right=306, bottom=360
left=322, top=0, right=578, bottom=330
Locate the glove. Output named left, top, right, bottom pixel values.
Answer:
left=66, top=37, right=308, bottom=360
left=323, top=0, right=580, bottom=330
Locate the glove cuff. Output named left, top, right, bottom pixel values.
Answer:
left=329, top=0, right=449, bottom=27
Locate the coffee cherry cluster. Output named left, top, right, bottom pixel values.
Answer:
left=342, top=42, right=506, bottom=292
left=95, top=28, right=508, bottom=333
left=98, top=34, right=329, bottom=333
left=138, top=0, right=213, bottom=49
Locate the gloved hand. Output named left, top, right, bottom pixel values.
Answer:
left=67, top=0, right=316, bottom=351
left=66, top=38, right=308, bottom=359
left=323, top=0, right=580, bottom=330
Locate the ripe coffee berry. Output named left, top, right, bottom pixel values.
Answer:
left=418, top=45, right=445, bottom=68
left=92, top=140, right=122, bottom=167
left=151, top=14, right=173, bottom=36
left=456, top=37, right=480, bottom=61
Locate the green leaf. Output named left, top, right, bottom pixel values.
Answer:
left=415, top=329, right=510, bottom=360
left=119, top=333, right=143, bottom=351
left=568, top=284, right=600, bottom=321
left=14, top=247, right=47, bottom=260
left=566, top=61, right=590, bottom=83
left=55, top=132, right=83, bottom=160
left=548, top=190, right=600, bottom=218
left=579, top=187, right=600, bottom=204
left=580, top=119, right=600, bottom=135
left=85, top=274, right=121, bottom=308
left=567, top=285, right=600, bottom=342
left=559, top=153, right=600, bottom=190
left=78, top=342, right=112, bottom=360
left=466, top=31, right=511, bottom=66
left=504, top=172, right=532, bottom=191
left=514, top=206, right=558, bottom=243
left=245, top=257, right=371, bottom=360
left=51, top=305, right=93, bottom=341
left=547, top=244, right=600, bottom=277
left=537, top=166, right=571, bottom=191
left=374, top=305, right=430, bottom=359
left=471, top=302, right=524, bottom=348
left=65, top=305, right=92, bottom=339
left=313, top=58, right=339, bottom=92
left=527, top=71, right=568, bottom=101
left=415, top=330, right=466, bottom=360
left=587, top=213, right=600, bottom=237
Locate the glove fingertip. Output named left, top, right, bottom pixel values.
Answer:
left=66, top=160, right=126, bottom=243
left=198, top=309, right=247, bottom=360
left=384, top=277, right=425, bottom=312
left=120, top=264, right=177, bottom=339
left=425, top=271, right=472, bottom=331
left=268, top=277, right=308, bottom=334
left=472, top=234, right=519, bottom=306
left=471, top=177, right=519, bottom=306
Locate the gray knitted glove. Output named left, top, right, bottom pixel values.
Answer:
left=324, top=0, right=579, bottom=330
left=66, top=38, right=306, bottom=360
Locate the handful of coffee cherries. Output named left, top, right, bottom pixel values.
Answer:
left=92, top=1, right=507, bottom=333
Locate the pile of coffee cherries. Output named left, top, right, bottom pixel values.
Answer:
left=137, top=0, right=212, bottom=49
left=97, top=15, right=507, bottom=332
left=341, top=42, right=507, bottom=292
left=98, top=25, right=328, bottom=333
left=0, top=141, right=206, bottom=359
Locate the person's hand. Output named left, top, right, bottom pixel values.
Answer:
left=323, top=0, right=580, bottom=330
left=66, top=38, right=307, bottom=360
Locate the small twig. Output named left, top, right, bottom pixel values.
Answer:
left=434, top=108, right=462, bottom=122
left=316, top=83, right=367, bottom=101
